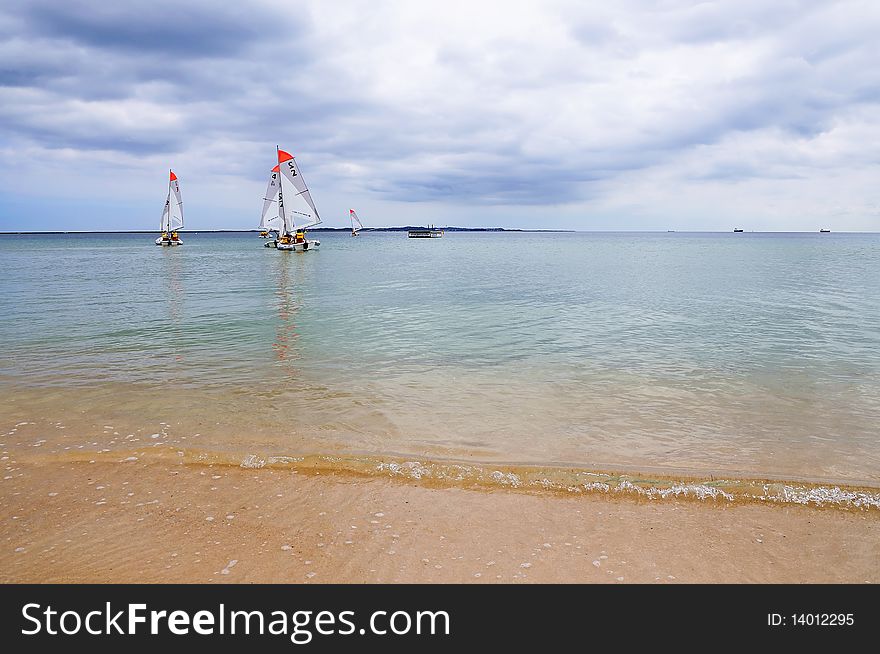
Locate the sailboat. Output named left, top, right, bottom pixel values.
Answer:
left=264, top=147, right=321, bottom=251
left=258, top=165, right=282, bottom=240
left=156, top=170, right=183, bottom=245
left=350, top=209, right=364, bottom=236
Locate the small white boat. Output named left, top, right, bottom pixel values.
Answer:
left=261, top=147, right=321, bottom=251
left=350, top=209, right=364, bottom=237
left=276, top=233, right=320, bottom=251
left=408, top=225, right=443, bottom=238
left=155, top=233, right=183, bottom=245
left=156, top=170, right=184, bottom=245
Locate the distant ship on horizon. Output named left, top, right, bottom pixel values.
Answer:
left=408, top=225, right=444, bottom=238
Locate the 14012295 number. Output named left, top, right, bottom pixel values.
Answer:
left=792, top=614, right=854, bottom=626
left=768, top=613, right=854, bottom=626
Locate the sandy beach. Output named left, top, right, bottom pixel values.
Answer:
left=3, top=452, right=878, bottom=584
left=3, top=0, right=880, bottom=605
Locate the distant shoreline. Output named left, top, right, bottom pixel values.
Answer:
left=1, top=229, right=872, bottom=235
left=0, top=227, right=570, bottom=234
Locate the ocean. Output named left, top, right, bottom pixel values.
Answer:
left=2, top=231, right=879, bottom=506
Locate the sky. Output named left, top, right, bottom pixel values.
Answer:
left=0, top=0, right=878, bottom=232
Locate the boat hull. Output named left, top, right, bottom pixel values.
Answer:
left=155, top=237, right=183, bottom=245
left=277, top=239, right=320, bottom=251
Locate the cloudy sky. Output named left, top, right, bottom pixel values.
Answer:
left=1, top=0, right=878, bottom=231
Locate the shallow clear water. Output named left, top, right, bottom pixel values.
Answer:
left=2, top=231, right=879, bottom=486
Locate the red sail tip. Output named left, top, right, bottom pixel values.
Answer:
left=169, top=171, right=177, bottom=181
left=271, top=165, right=279, bottom=172
left=277, top=149, right=294, bottom=163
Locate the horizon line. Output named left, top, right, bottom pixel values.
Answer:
left=1, top=228, right=873, bottom=235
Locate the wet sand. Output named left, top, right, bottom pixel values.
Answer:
left=2, top=457, right=878, bottom=584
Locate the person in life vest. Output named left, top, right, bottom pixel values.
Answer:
left=171, top=231, right=178, bottom=241
left=295, top=231, right=305, bottom=244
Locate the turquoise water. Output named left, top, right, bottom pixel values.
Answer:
left=2, top=231, right=879, bottom=485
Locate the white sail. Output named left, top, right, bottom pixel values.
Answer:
left=278, top=179, right=293, bottom=236
left=154, top=169, right=184, bottom=245
left=278, top=149, right=321, bottom=227
left=160, top=201, right=171, bottom=232
left=260, top=213, right=281, bottom=231
left=350, top=209, right=363, bottom=232
left=166, top=171, right=183, bottom=230
left=260, top=165, right=281, bottom=231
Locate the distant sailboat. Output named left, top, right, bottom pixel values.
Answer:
left=259, top=165, right=282, bottom=240
left=733, top=228, right=744, bottom=233
left=156, top=170, right=183, bottom=245
left=264, top=147, right=321, bottom=251
left=819, top=228, right=831, bottom=233
left=350, top=209, right=364, bottom=237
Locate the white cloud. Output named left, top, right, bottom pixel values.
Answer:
left=0, top=0, right=878, bottom=230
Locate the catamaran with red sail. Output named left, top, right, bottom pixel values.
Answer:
left=261, top=147, right=321, bottom=251
left=156, top=170, right=183, bottom=245
left=349, top=209, right=364, bottom=236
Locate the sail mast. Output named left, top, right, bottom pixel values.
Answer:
left=276, top=146, right=289, bottom=236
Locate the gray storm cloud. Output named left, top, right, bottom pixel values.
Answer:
left=0, top=0, right=878, bottom=229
